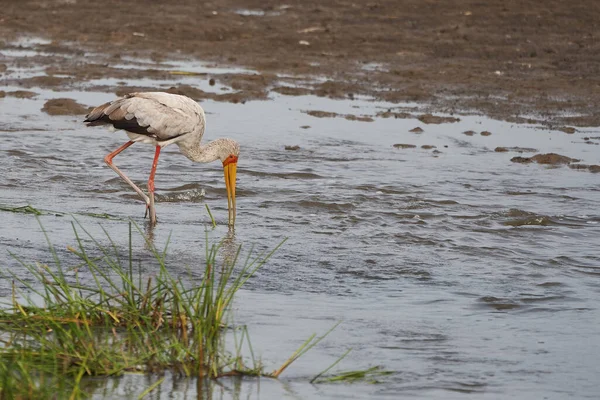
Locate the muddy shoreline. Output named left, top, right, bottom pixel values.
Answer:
left=1, top=0, right=600, bottom=127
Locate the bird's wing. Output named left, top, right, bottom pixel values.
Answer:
left=84, top=92, right=205, bottom=142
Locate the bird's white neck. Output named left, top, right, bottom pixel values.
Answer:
left=177, top=138, right=228, bottom=163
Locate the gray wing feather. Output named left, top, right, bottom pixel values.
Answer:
left=85, top=92, right=205, bottom=141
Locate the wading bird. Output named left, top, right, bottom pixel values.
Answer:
left=85, top=92, right=239, bottom=226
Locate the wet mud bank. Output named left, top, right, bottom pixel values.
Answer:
left=2, top=0, right=600, bottom=126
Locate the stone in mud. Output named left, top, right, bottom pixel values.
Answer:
left=417, top=113, right=460, bottom=124
left=462, top=130, right=476, bottom=136
left=480, top=131, right=492, bottom=136
left=410, top=127, right=424, bottom=133
left=209, top=78, right=216, bottom=86
left=300, top=125, right=311, bottom=129
left=421, top=145, right=436, bottom=149
left=558, top=126, right=576, bottom=134
left=285, top=145, right=300, bottom=151
left=511, top=153, right=579, bottom=165
left=393, top=143, right=417, bottom=149
left=7, top=90, right=38, bottom=99
left=42, top=98, right=90, bottom=115
left=304, top=110, right=339, bottom=118
left=495, top=146, right=538, bottom=153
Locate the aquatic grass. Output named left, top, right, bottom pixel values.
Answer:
left=0, top=354, right=78, bottom=400
left=0, top=203, right=121, bottom=220
left=312, top=366, right=394, bottom=384
left=205, top=204, right=217, bottom=228
left=310, top=347, right=352, bottom=383
left=271, top=321, right=342, bottom=378
left=0, top=218, right=335, bottom=398
left=0, top=204, right=43, bottom=215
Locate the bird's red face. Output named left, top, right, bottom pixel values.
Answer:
left=223, top=154, right=238, bottom=227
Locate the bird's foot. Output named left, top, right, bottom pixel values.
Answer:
left=147, top=194, right=157, bottom=225
left=143, top=201, right=151, bottom=218
left=143, top=204, right=157, bottom=222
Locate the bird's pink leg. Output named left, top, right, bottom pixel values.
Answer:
left=104, top=141, right=151, bottom=213
left=147, top=145, right=161, bottom=225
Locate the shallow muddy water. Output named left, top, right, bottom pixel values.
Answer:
left=1, top=43, right=600, bottom=399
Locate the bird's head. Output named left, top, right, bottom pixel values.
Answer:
left=220, top=139, right=240, bottom=227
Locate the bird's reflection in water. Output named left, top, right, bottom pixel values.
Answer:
left=142, top=220, right=239, bottom=269
left=219, top=227, right=239, bottom=268
left=143, top=219, right=156, bottom=249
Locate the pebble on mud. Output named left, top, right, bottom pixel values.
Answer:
left=421, top=145, right=436, bottom=149
left=558, top=126, right=576, bottom=134
left=510, top=153, right=579, bottom=165
left=209, top=78, right=216, bottom=86
left=42, top=98, right=90, bottom=115
left=284, top=145, right=300, bottom=151
left=393, top=143, right=417, bottom=149
left=417, top=114, right=460, bottom=124
left=410, top=127, right=424, bottom=133
left=462, top=130, right=476, bottom=136
left=480, top=131, right=492, bottom=136
left=300, top=125, right=311, bottom=129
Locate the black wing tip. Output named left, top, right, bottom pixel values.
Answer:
left=85, top=120, right=105, bottom=126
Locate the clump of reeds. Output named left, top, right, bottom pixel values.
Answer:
left=0, top=220, right=301, bottom=398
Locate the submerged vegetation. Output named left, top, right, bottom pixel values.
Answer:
left=0, top=204, right=115, bottom=219
left=0, top=220, right=342, bottom=398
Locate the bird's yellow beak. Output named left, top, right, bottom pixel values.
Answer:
left=223, top=158, right=237, bottom=227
